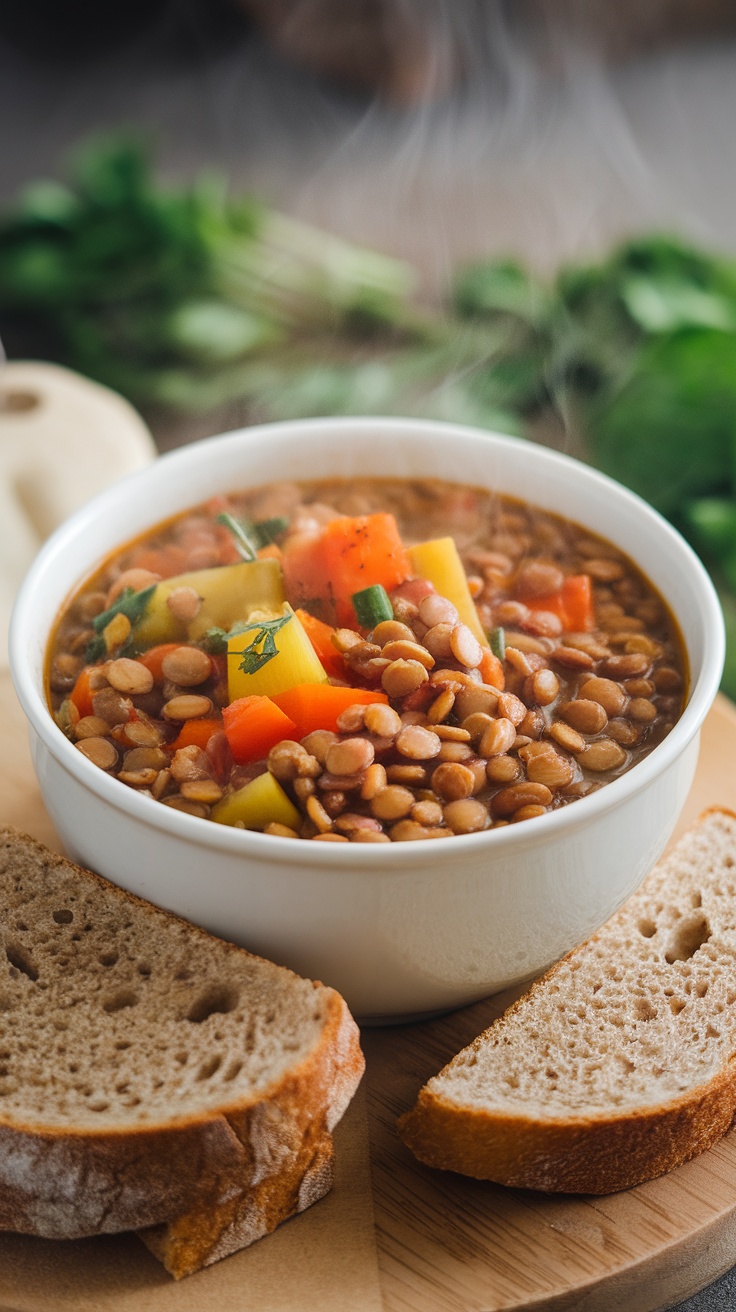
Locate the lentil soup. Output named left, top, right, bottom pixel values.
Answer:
left=47, top=478, right=686, bottom=843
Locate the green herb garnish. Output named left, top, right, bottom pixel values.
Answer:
left=216, top=512, right=258, bottom=562
left=228, top=613, right=292, bottom=674
left=200, top=621, right=253, bottom=654
left=91, top=584, right=156, bottom=634
left=252, top=515, right=289, bottom=546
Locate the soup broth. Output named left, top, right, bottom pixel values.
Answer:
left=47, top=478, right=686, bottom=842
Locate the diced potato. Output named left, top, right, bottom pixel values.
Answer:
left=407, top=538, right=487, bottom=645
left=133, top=559, right=285, bottom=647
left=227, top=604, right=329, bottom=702
left=211, top=771, right=301, bottom=830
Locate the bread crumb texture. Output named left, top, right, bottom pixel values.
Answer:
left=0, top=830, right=329, bottom=1130
left=432, top=810, right=736, bottom=1118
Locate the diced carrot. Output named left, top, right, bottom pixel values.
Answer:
left=168, top=718, right=222, bottom=753
left=271, top=684, right=388, bottom=738
left=69, top=666, right=95, bottom=718
left=479, top=647, right=505, bottom=690
left=295, top=609, right=346, bottom=680
left=321, top=513, right=411, bottom=626
left=525, top=574, right=595, bottom=633
left=138, top=643, right=182, bottom=682
left=222, top=696, right=298, bottom=765
left=282, top=514, right=411, bottom=627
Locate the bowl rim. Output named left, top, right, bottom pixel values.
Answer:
left=10, top=416, right=726, bottom=872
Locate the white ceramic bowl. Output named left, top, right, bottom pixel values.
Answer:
left=10, top=419, right=725, bottom=1021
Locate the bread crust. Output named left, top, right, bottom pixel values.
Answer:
left=0, top=827, right=365, bottom=1249
left=399, top=1067, right=736, bottom=1194
left=398, top=807, right=736, bottom=1194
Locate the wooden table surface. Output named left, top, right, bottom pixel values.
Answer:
left=4, top=673, right=736, bottom=1311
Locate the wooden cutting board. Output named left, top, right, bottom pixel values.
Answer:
left=4, top=672, right=736, bottom=1312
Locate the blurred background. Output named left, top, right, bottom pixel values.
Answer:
left=3, top=0, right=736, bottom=702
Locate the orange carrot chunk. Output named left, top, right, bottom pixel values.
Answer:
left=283, top=513, right=411, bottom=627
left=525, top=574, right=594, bottom=633
left=69, top=666, right=96, bottom=719
left=271, top=684, right=388, bottom=738
left=168, top=718, right=223, bottom=753
left=222, top=696, right=298, bottom=765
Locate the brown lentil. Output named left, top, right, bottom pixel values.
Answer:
left=443, top=798, right=489, bottom=833
left=160, top=646, right=212, bottom=687
left=547, top=720, right=586, bottom=753
left=431, top=762, right=475, bottom=801
left=76, top=737, right=118, bottom=770
left=432, top=724, right=471, bottom=742
left=437, top=741, right=474, bottom=763
left=558, top=699, right=608, bottom=735
left=479, top=717, right=517, bottom=757
left=180, top=779, right=224, bottom=804
left=492, top=782, right=553, bottom=817
left=627, top=697, right=658, bottom=724
left=411, top=800, right=445, bottom=826
left=450, top=624, right=483, bottom=668
left=426, top=688, right=456, bottom=724
left=371, top=786, right=415, bottom=821
left=395, top=724, right=441, bottom=760
left=325, top=737, right=375, bottom=775
left=511, top=804, right=548, bottom=822
left=306, top=795, right=333, bottom=833
left=123, top=719, right=165, bottom=748
left=418, top=593, right=459, bottom=627
left=486, top=755, right=522, bottom=784
left=576, top=739, right=628, bottom=772
left=579, top=676, right=627, bottom=716
left=371, top=619, right=416, bottom=646
left=497, top=692, right=527, bottom=726
left=607, top=718, right=640, bottom=745
left=601, top=652, right=650, bottom=679
left=162, top=695, right=213, bottom=722
left=423, top=623, right=456, bottom=662
left=300, top=730, right=337, bottom=762
left=75, top=715, right=112, bottom=740
left=360, top=764, right=388, bottom=800
left=381, top=659, right=428, bottom=698
left=105, top=657, right=155, bottom=696
left=364, top=702, right=402, bottom=737
left=385, top=764, right=428, bottom=785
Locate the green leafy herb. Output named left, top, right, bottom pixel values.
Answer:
left=252, top=515, right=289, bottom=546
left=216, top=512, right=258, bottom=562
left=200, top=621, right=253, bottom=654
left=228, top=613, right=292, bottom=674
left=85, top=634, right=107, bottom=663
left=91, top=584, right=156, bottom=634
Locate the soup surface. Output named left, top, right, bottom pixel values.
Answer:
left=47, top=478, right=686, bottom=843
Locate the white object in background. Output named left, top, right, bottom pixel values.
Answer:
left=0, top=361, right=156, bottom=666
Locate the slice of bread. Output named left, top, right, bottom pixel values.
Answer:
left=398, top=807, right=736, bottom=1194
left=0, top=826, right=364, bottom=1276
